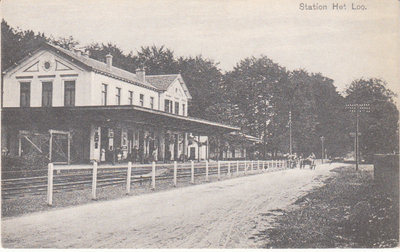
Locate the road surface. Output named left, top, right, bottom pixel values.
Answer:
left=2, top=163, right=347, bottom=248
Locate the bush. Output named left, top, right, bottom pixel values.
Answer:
left=2, top=154, right=49, bottom=171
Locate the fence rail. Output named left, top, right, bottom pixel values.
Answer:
left=0, top=159, right=290, bottom=204
left=43, top=159, right=290, bottom=206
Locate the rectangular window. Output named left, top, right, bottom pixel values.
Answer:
left=164, top=99, right=173, bottom=113
left=101, top=84, right=107, bottom=105
left=140, top=94, right=144, bottom=106
left=128, top=91, right=133, bottom=105
left=20, top=82, right=30, bottom=107
left=175, top=101, right=179, bottom=115
left=42, top=81, right=53, bottom=107
left=182, top=104, right=185, bottom=116
left=116, top=87, right=121, bottom=105
left=150, top=97, right=154, bottom=109
left=164, top=99, right=170, bottom=112
left=64, top=81, right=75, bottom=106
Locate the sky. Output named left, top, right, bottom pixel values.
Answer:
left=1, top=0, right=399, bottom=95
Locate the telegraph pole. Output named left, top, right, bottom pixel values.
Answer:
left=345, top=103, right=370, bottom=171
left=289, top=110, right=292, bottom=155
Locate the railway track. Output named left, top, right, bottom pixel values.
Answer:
left=2, top=162, right=283, bottom=199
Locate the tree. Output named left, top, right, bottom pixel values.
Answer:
left=1, top=19, right=47, bottom=71
left=223, top=56, right=288, bottom=157
left=136, top=45, right=179, bottom=75
left=177, top=56, right=223, bottom=119
left=85, top=42, right=137, bottom=73
left=345, top=78, right=399, bottom=158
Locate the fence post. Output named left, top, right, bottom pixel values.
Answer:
left=191, top=160, right=195, bottom=184
left=257, top=160, right=260, bottom=170
left=151, top=161, right=156, bottom=190
left=262, top=161, right=265, bottom=171
left=126, top=162, right=132, bottom=194
left=47, top=163, right=54, bottom=206
left=251, top=160, right=254, bottom=172
left=92, top=161, right=97, bottom=200
left=217, top=160, right=221, bottom=180
left=205, top=160, right=209, bottom=182
left=244, top=160, right=247, bottom=175
left=173, top=161, right=177, bottom=186
left=228, top=161, right=231, bottom=176
left=236, top=160, right=239, bottom=175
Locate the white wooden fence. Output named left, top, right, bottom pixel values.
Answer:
left=47, top=159, right=289, bottom=206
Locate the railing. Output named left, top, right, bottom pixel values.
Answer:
left=43, top=159, right=289, bottom=206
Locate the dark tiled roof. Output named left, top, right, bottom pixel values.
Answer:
left=145, top=74, right=179, bottom=91
left=45, top=43, right=159, bottom=91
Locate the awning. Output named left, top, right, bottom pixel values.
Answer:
left=1, top=105, right=240, bottom=135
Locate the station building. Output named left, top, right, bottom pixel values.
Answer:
left=1, top=43, right=257, bottom=164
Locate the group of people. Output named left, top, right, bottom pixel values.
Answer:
left=100, top=146, right=158, bottom=165
left=287, top=152, right=316, bottom=169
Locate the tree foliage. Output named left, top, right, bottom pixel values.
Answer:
left=2, top=19, right=398, bottom=158
left=345, top=79, right=399, bottom=158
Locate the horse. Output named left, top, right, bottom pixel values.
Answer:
left=300, top=158, right=316, bottom=170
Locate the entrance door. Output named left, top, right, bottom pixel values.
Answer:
left=49, top=130, right=70, bottom=164
left=174, top=134, right=178, bottom=160
left=190, top=147, right=196, bottom=160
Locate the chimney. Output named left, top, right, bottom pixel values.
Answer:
left=106, top=53, right=113, bottom=68
left=136, top=68, right=145, bottom=82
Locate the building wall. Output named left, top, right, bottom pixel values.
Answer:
left=160, top=78, right=188, bottom=116
left=3, top=49, right=190, bottom=117
left=187, top=135, right=208, bottom=160
left=3, top=50, right=92, bottom=107
left=91, top=74, right=159, bottom=108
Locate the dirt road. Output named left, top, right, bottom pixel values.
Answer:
left=2, top=163, right=348, bottom=248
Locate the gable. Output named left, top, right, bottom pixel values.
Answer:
left=166, top=78, right=187, bottom=100
left=5, top=49, right=85, bottom=78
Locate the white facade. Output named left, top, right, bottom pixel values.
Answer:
left=2, top=47, right=189, bottom=114
left=160, top=78, right=188, bottom=116
left=2, top=44, right=214, bottom=164
left=3, top=50, right=92, bottom=107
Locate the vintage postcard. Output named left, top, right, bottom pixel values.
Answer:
left=1, top=0, right=399, bottom=249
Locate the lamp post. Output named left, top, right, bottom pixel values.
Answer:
left=320, top=136, right=325, bottom=164
left=263, top=103, right=273, bottom=160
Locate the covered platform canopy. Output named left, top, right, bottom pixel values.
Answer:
left=1, top=105, right=240, bottom=135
